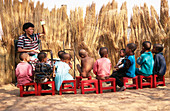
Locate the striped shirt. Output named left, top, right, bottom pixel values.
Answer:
left=17, top=33, right=39, bottom=55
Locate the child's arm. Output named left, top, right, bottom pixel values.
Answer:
left=93, top=61, right=98, bottom=75
left=137, top=55, right=145, bottom=65
left=52, top=66, right=56, bottom=77
left=28, top=65, right=33, bottom=77
left=118, top=59, right=131, bottom=71
left=69, top=62, right=73, bottom=69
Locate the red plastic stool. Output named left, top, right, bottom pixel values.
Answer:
left=59, top=80, right=77, bottom=95
left=20, top=82, right=38, bottom=97
left=98, top=78, right=116, bottom=93
left=153, top=75, right=165, bottom=88
left=37, top=81, right=55, bottom=96
left=81, top=80, right=98, bottom=94
left=122, top=76, right=138, bottom=91
left=76, top=76, right=92, bottom=89
left=138, top=75, right=153, bottom=89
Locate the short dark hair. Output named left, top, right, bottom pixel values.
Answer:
left=127, top=43, right=137, bottom=52
left=62, top=53, right=71, bottom=60
left=38, top=52, right=47, bottom=62
left=120, top=49, right=125, bottom=53
left=99, top=47, right=108, bottom=57
left=23, top=22, right=34, bottom=32
left=58, top=51, right=65, bottom=59
left=19, top=53, right=29, bottom=61
left=142, top=41, right=151, bottom=50
left=154, top=44, right=164, bottom=53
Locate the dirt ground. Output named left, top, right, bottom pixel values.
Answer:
left=0, top=79, right=170, bottom=111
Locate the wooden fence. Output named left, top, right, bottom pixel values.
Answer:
left=0, top=0, right=169, bottom=84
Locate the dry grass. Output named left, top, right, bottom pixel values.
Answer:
left=0, top=0, right=169, bottom=84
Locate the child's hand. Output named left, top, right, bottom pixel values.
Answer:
left=114, top=65, right=118, bottom=68
left=33, top=50, right=40, bottom=53
left=53, top=73, right=56, bottom=77
left=115, top=67, right=119, bottom=71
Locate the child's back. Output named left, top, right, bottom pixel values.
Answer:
left=93, top=47, right=111, bottom=80
left=93, top=57, right=111, bottom=78
left=35, top=62, right=52, bottom=83
left=15, top=53, right=33, bottom=87
left=137, top=51, right=154, bottom=75
left=54, top=53, right=73, bottom=91
left=152, top=44, right=166, bottom=76
left=136, top=41, right=154, bottom=76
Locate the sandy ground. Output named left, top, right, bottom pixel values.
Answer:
left=0, top=79, right=170, bottom=111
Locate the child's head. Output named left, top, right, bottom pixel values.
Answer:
left=126, top=43, right=137, bottom=55
left=19, top=53, right=30, bottom=62
left=61, top=53, right=71, bottom=64
left=120, top=49, right=126, bottom=57
left=152, top=44, right=164, bottom=54
left=38, top=52, right=47, bottom=62
left=58, top=50, right=65, bottom=59
left=142, top=41, right=151, bottom=52
left=99, top=47, right=108, bottom=58
left=79, top=49, right=87, bottom=58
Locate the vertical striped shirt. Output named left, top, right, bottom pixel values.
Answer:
left=17, top=33, right=39, bottom=55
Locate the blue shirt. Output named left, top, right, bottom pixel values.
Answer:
left=137, top=51, right=154, bottom=76
left=54, top=61, right=73, bottom=91
left=125, top=55, right=136, bottom=78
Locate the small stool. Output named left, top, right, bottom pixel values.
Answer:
left=153, top=75, right=165, bottom=88
left=37, top=81, right=55, bottom=96
left=138, top=75, right=153, bottom=89
left=20, top=82, right=38, bottom=97
left=81, top=80, right=98, bottom=94
left=59, top=80, right=77, bottom=95
left=98, top=78, right=116, bottom=93
left=122, top=76, right=138, bottom=91
left=76, top=76, right=92, bottom=89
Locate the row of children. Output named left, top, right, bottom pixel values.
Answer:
left=15, top=41, right=166, bottom=92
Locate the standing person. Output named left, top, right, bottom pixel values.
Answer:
left=77, top=49, right=94, bottom=77
left=110, top=43, right=137, bottom=91
left=136, top=41, right=154, bottom=76
left=15, top=53, right=33, bottom=90
left=93, top=47, right=111, bottom=80
left=152, top=44, right=166, bottom=76
left=17, top=21, right=46, bottom=61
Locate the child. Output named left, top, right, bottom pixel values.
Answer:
left=35, top=52, right=53, bottom=84
left=114, top=49, right=126, bottom=69
left=77, top=49, right=94, bottom=77
left=53, top=53, right=74, bottom=91
left=15, top=53, right=33, bottom=88
left=110, top=43, right=137, bottom=91
left=136, top=41, right=154, bottom=76
left=152, top=44, right=166, bottom=76
left=93, top=47, right=111, bottom=80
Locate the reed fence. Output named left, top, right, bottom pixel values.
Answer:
left=0, top=0, right=169, bottom=84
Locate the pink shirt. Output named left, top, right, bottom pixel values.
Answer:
left=15, top=62, right=33, bottom=87
left=93, top=58, right=112, bottom=77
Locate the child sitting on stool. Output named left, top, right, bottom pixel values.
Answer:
left=152, top=44, right=166, bottom=76
left=93, top=47, right=112, bottom=80
left=35, top=52, right=53, bottom=89
left=53, top=53, right=74, bottom=91
left=110, top=43, right=137, bottom=91
left=135, top=41, right=154, bottom=76
left=15, top=53, right=33, bottom=90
